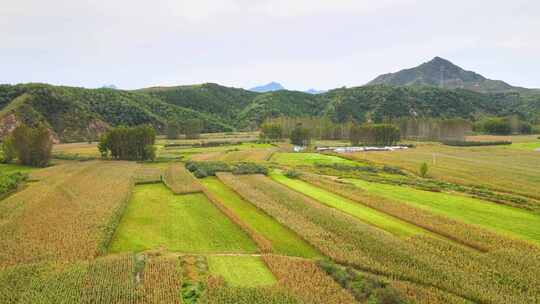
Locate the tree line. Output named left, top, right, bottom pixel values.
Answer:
left=166, top=118, right=203, bottom=139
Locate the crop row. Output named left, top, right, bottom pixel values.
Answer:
left=217, top=173, right=540, bottom=304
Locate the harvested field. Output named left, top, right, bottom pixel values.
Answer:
left=163, top=163, right=203, bottom=194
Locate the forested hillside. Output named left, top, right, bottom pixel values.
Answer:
left=0, top=82, right=538, bottom=142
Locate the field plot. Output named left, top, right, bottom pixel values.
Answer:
left=0, top=161, right=138, bottom=267
left=207, top=256, right=276, bottom=287
left=201, top=177, right=320, bottom=258
left=109, top=183, right=257, bottom=254
left=188, top=146, right=277, bottom=162
left=218, top=173, right=540, bottom=304
left=52, top=142, right=100, bottom=158
left=346, top=178, right=540, bottom=244
left=0, top=254, right=183, bottom=303
left=270, top=171, right=425, bottom=238
left=270, top=152, right=359, bottom=167
left=133, top=162, right=168, bottom=184
left=345, top=141, right=540, bottom=200
left=163, top=163, right=203, bottom=194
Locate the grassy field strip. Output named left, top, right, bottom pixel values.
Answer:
left=297, top=173, right=534, bottom=252
left=108, top=183, right=257, bottom=254
left=0, top=163, right=36, bottom=174
left=270, top=171, right=426, bottom=238
left=217, top=173, right=540, bottom=303
left=201, top=177, right=321, bottom=258
left=346, top=178, right=540, bottom=245
left=207, top=256, right=277, bottom=287
left=163, top=163, right=203, bottom=194
left=133, top=162, right=168, bottom=184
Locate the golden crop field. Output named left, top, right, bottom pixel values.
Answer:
left=0, top=161, right=138, bottom=267
left=163, top=163, right=203, bottom=194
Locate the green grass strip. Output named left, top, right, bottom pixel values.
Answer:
left=345, top=178, right=540, bottom=244
left=270, top=172, right=425, bottom=238
left=109, top=183, right=258, bottom=254
left=201, top=177, right=321, bottom=258
left=207, top=256, right=277, bottom=287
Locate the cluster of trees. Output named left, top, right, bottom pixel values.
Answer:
left=261, top=117, right=354, bottom=140
left=1, top=124, right=53, bottom=167
left=473, top=116, right=533, bottom=135
left=395, top=118, right=472, bottom=141
left=259, top=123, right=283, bottom=142
left=349, top=124, right=401, bottom=146
left=289, top=124, right=312, bottom=146
left=98, top=125, right=156, bottom=161
left=166, top=119, right=204, bottom=139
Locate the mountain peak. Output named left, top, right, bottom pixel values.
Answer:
left=368, top=57, right=515, bottom=93
left=249, top=82, right=285, bottom=93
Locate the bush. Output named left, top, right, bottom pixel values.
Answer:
left=442, top=140, right=512, bottom=147
left=185, top=161, right=268, bottom=177
left=317, top=260, right=403, bottom=303
left=232, top=163, right=268, bottom=175
left=0, top=172, right=28, bottom=196
left=419, top=162, right=428, bottom=178
left=382, top=165, right=406, bottom=175
left=285, top=169, right=302, bottom=179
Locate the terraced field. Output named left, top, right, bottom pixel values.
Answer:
left=207, top=256, right=276, bottom=287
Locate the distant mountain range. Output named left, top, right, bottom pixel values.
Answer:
left=1, top=57, right=538, bottom=142
left=249, top=82, right=285, bottom=93
left=368, top=56, right=530, bottom=94
left=249, top=82, right=326, bottom=94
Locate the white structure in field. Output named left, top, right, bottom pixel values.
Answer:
left=316, top=146, right=409, bottom=153
left=293, top=145, right=306, bottom=152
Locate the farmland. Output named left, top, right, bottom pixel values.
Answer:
left=1, top=132, right=539, bottom=303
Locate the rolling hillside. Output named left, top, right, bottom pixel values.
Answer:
left=0, top=81, right=538, bottom=142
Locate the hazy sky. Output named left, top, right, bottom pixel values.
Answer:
left=2, top=0, right=539, bottom=90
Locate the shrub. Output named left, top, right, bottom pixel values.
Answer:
left=0, top=172, right=28, bottom=196
left=419, top=162, right=428, bottom=178
left=232, top=163, right=268, bottom=175
left=185, top=161, right=267, bottom=177
left=1, top=136, right=16, bottom=163
left=285, top=169, right=302, bottom=179
left=382, top=165, right=406, bottom=175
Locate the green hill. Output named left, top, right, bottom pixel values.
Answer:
left=0, top=82, right=538, bottom=142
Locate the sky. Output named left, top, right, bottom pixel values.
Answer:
left=1, top=0, right=539, bottom=91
